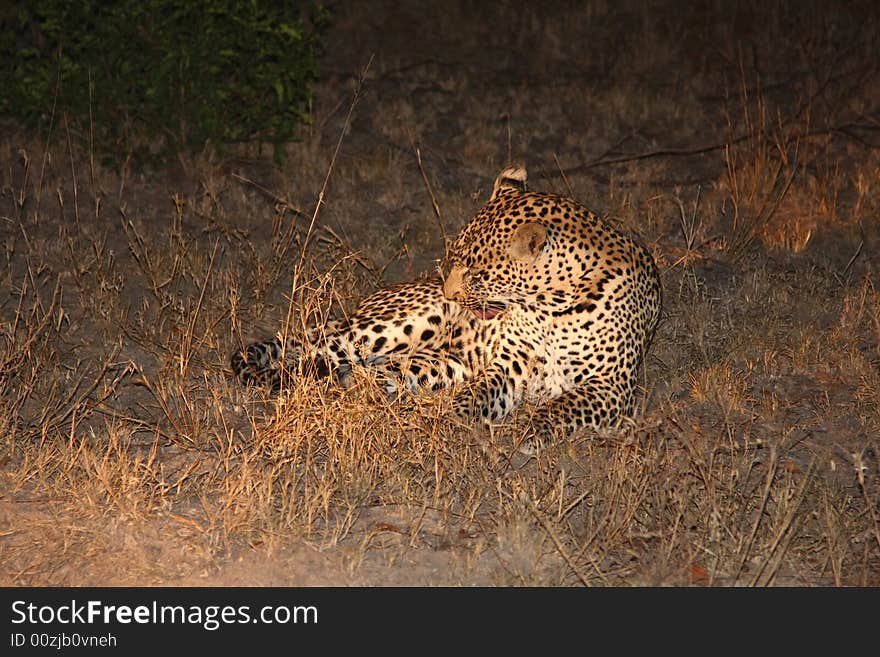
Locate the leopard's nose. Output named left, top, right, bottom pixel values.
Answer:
left=442, top=265, right=467, bottom=301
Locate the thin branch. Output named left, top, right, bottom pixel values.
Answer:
left=535, top=119, right=880, bottom=180
left=276, top=55, right=374, bottom=389
left=412, top=142, right=447, bottom=249
left=528, top=499, right=591, bottom=587
left=296, top=54, right=373, bottom=273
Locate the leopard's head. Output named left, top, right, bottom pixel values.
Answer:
left=443, top=165, right=599, bottom=319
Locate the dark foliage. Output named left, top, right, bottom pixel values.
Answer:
left=0, top=1, right=330, bottom=166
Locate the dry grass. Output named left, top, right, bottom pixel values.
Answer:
left=1, top=0, right=879, bottom=586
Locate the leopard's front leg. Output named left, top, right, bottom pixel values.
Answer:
left=516, top=377, right=633, bottom=454
left=452, top=366, right=520, bottom=425
left=378, top=351, right=471, bottom=396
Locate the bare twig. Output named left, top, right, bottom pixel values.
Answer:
left=734, top=446, right=778, bottom=584
left=230, top=172, right=306, bottom=218
left=413, top=143, right=448, bottom=249
left=179, top=238, right=220, bottom=378
left=854, top=451, right=880, bottom=555
left=296, top=55, right=374, bottom=274
left=528, top=498, right=591, bottom=587
left=749, top=461, right=813, bottom=586
left=552, top=153, right=575, bottom=198
left=841, top=239, right=864, bottom=278
left=63, top=113, right=80, bottom=228
left=277, top=55, right=374, bottom=388
left=535, top=119, right=879, bottom=180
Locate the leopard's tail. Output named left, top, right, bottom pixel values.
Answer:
left=231, top=338, right=285, bottom=389
left=231, top=336, right=332, bottom=390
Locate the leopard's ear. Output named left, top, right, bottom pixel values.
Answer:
left=507, top=222, right=547, bottom=263
left=491, top=164, right=527, bottom=200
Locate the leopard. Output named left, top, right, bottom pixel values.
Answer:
left=231, top=164, right=661, bottom=448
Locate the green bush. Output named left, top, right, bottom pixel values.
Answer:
left=0, top=1, right=329, bottom=165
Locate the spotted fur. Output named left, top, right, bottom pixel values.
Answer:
left=232, top=165, right=661, bottom=447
